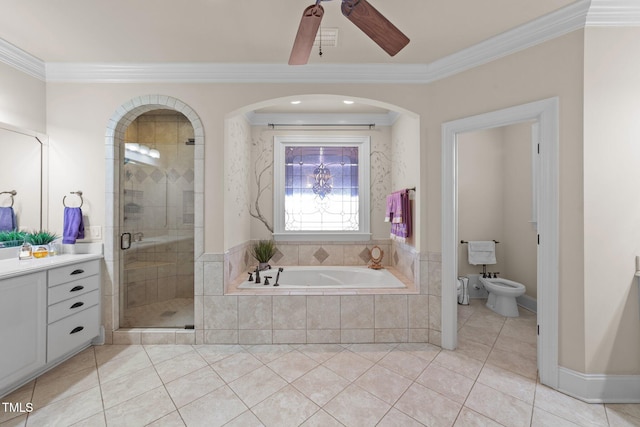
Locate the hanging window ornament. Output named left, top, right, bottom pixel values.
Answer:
left=312, top=162, right=332, bottom=199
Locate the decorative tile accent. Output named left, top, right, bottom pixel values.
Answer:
left=313, top=247, right=330, bottom=264
left=135, top=169, right=147, bottom=183
left=183, top=168, right=194, bottom=183
left=168, top=168, right=180, bottom=182
left=271, top=248, right=284, bottom=264
left=149, top=169, right=163, bottom=183
left=359, top=247, right=371, bottom=263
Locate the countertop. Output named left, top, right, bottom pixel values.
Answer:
left=0, top=253, right=103, bottom=280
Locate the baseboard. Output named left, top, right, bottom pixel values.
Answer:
left=517, top=294, right=537, bottom=313
left=558, top=367, right=640, bottom=403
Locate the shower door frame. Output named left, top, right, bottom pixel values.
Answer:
left=104, top=95, right=204, bottom=339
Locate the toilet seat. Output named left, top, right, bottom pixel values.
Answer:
left=479, top=277, right=526, bottom=317
left=480, top=277, right=525, bottom=297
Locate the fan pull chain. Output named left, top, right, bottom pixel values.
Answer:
left=318, top=26, right=323, bottom=57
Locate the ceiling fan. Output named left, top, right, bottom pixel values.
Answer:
left=288, top=0, right=410, bottom=65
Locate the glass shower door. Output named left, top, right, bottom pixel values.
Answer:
left=119, top=110, right=195, bottom=328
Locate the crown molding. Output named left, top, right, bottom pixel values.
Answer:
left=586, top=0, right=640, bottom=26
left=3, top=1, right=639, bottom=84
left=44, top=62, right=430, bottom=84
left=0, top=38, right=45, bottom=80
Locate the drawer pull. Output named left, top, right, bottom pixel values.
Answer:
left=70, top=326, right=84, bottom=334
left=70, top=302, right=84, bottom=309
left=70, top=285, right=84, bottom=292
left=70, top=269, right=85, bottom=275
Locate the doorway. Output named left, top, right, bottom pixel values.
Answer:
left=441, top=98, right=559, bottom=388
left=119, top=109, right=195, bottom=328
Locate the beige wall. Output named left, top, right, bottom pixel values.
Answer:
left=458, top=128, right=508, bottom=277
left=391, top=113, right=421, bottom=249
left=583, top=27, right=640, bottom=374
left=458, top=128, right=506, bottom=276
left=0, top=63, right=46, bottom=132
left=457, top=124, right=537, bottom=298
left=224, top=114, right=252, bottom=249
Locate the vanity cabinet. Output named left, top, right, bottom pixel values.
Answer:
left=47, top=260, right=100, bottom=362
left=0, top=256, right=101, bottom=398
left=0, top=272, right=47, bottom=393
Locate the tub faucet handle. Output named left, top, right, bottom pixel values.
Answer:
left=247, top=272, right=254, bottom=282
left=263, top=276, right=272, bottom=286
left=493, top=272, right=499, bottom=278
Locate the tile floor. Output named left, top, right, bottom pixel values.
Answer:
left=2, top=300, right=639, bottom=426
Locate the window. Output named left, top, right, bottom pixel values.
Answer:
left=273, top=136, right=371, bottom=241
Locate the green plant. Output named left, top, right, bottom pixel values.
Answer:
left=251, top=239, right=276, bottom=263
left=0, top=230, right=27, bottom=247
left=25, top=230, right=59, bottom=245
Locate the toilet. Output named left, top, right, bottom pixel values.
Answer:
left=479, top=276, right=526, bottom=317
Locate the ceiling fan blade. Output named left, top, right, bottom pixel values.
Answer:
left=341, top=0, right=409, bottom=56
left=289, top=4, right=325, bottom=65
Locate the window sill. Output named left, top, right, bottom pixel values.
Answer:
left=273, top=232, right=372, bottom=242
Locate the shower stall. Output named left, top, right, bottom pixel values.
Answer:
left=119, top=110, right=195, bottom=328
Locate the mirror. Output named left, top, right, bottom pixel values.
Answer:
left=0, top=123, right=46, bottom=232
left=369, top=245, right=384, bottom=269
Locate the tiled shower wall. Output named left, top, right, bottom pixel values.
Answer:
left=185, top=241, right=444, bottom=346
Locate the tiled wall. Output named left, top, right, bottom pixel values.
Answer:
left=183, top=241, right=445, bottom=346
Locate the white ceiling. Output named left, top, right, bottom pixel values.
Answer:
left=0, top=0, right=577, bottom=64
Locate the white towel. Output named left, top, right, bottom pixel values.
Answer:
left=467, top=241, right=496, bottom=265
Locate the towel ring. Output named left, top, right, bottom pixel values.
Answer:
left=63, top=191, right=83, bottom=208
left=0, top=190, right=16, bottom=208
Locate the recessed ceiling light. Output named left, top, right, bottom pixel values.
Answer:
left=343, top=100, right=354, bottom=105
left=291, top=100, right=302, bottom=105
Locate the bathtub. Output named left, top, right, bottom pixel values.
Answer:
left=238, top=266, right=407, bottom=289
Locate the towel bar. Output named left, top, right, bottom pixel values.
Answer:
left=460, top=240, right=500, bottom=244
left=0, top=190, right=16, bottom=207
left=63, top=191, right=83, bottom=208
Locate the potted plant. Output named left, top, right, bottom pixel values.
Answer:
left=25, top=230, right=59, bottom=258
left=0, top=230, right=27, bottom=248
left=251, top=239, right=276, bottom=270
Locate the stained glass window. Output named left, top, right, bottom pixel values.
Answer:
left=273, top=136, right=370, bottom=241
left=284, top=146, right=359, bottom=231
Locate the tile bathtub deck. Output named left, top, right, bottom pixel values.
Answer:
left=2, top=300, right=639, bottom=427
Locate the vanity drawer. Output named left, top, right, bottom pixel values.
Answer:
left=48, top=275, right=99, bottom=305
left=48, top=289, right=99, bottom=324
left=47, top=305, right=99, bottom=363
left=48, top=260, right=100, bottom=287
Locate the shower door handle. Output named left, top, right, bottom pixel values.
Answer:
left=120, top=232, right=131, bottom=250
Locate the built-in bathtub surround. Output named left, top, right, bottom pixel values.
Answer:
left=203, top=241, right=442, bottom=346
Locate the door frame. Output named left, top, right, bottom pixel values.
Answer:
left=441, top=97, right=559, bottom=388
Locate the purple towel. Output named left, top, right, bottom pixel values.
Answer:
left=389, top=190, right=412, bottom=241
left=0, top=207, right=16, bottom=232
left=63, top=207, right=85, bottom=244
